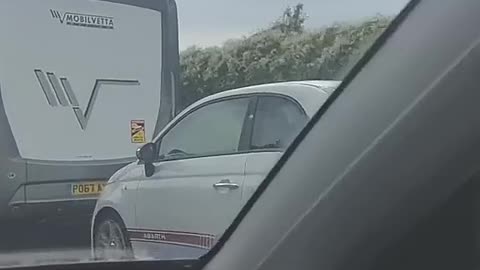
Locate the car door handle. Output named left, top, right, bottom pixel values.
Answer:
left=213, top=179, right=239, bottom=190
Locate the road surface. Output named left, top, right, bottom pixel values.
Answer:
left=0, top=217, right=92, bottom=265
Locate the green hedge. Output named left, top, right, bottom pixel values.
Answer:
left=179, top=8, right=391, bottom=108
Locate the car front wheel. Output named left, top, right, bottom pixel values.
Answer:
left=93, top=214, right=133, bottom=260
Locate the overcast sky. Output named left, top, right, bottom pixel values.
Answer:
left=175, top=0, right=410, bottom=50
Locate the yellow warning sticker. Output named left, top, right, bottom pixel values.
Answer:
left=131, top=120, right=146, bottom=143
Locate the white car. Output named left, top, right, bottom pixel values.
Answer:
left=91, top=80, right=340, bottom=260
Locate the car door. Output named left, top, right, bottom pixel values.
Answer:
left=243, top=95, right=309, bottom=202
left=134, top=96, right=253, bottom=255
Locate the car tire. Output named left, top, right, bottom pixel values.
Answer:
left=93, top=213, right=133, bottom=260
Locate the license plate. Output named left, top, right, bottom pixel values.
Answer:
left=72, top=182, right=106, bottom=196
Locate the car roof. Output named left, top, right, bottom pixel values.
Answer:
left=203, top=80, right=340, bottom=101
left=183, top=80, right=340, bottom=117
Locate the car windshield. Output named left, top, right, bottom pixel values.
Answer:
left=0, top=0, right=409, bottom=266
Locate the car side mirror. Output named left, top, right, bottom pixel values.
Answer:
left=136, top=142, right=156, bottom=177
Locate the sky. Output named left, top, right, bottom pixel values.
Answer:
left=175, top=0, right=410, bottom=50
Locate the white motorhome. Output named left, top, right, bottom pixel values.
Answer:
left=0, top=0, right=180, bottom=222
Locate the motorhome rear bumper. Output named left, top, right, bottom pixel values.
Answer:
left=9, top=199, right=97, bottom=223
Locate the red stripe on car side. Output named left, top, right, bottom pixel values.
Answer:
left=128, top=229, right=216, bottom=249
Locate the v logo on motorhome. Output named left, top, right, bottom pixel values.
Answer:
left=34, top=69, right=140, bottom=130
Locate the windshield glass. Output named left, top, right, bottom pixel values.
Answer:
left=0, top=0, right=408, bottom=266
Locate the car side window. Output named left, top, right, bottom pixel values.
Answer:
left=158, top=97, right=250, bottom=159
left=250, top=96, right=307, bottom=150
